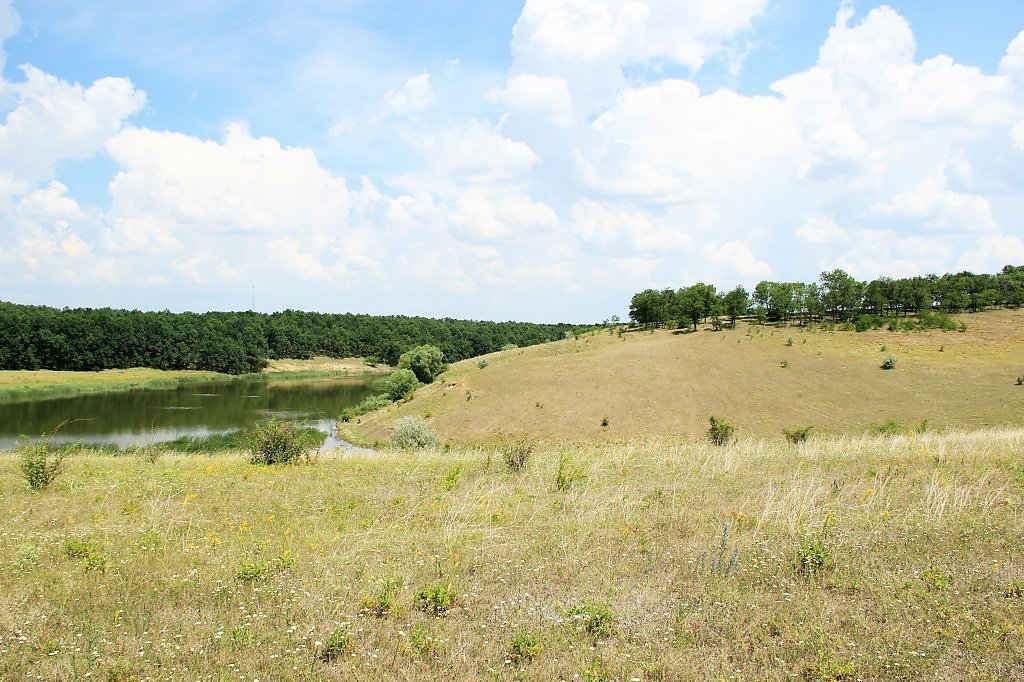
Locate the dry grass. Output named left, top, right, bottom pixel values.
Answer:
left=262, top=356, right=388, bottom=374
left=0, top=368, right=229, bottom=402
left=1, top=429, right=1022, bottom=680
left=352, top=309, right=1024, bottom=444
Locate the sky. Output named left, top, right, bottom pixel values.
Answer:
left=2, top=1, right=1024, bottom=323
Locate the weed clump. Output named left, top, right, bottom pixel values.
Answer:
left=508, top=631, right=542, bottom=663
left=360, top=577, right=403, bottom=617
left=18, top=440, right=65, bottom=491
left=881, top=355, right=897, bottom=370
left=870, top=420, right=902, bottom=436
left=1016, top=376, right=1024, bottom=386
left=499, top=434, right=536, bottom=472
left=695, top=523, right=740, bottom=577
left=477, top=359, right=488, bottom=369
left=563, top=601, right=615, bottom=638
left=783, top=426, right=813, bottom=444
left=245, top=419, right=324, bottom=465
left=707, top=416, right=735, bottom=446
left=391, top=416, right=438, bottom=449
left=319, top=628, right=351, bottom=662
left=555, top=453, right=585, bottom=491
left=415, top=581, right=457, bottom=615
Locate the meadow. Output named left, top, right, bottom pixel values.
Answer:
left=350, top=309, right=1024, bottom=445
left=1, top=428, right=1022, bottom=680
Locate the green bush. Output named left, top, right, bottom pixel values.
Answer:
left=783, top=426, right=813, bottom=444
left=391, top=416, right=438, bottom=450
left=880, top=355, right=897, bottom=369
left=384, top=369, right=421, bottom=401
left=415, top=581, right=457, bottom=615
left=18, top=440, right=65, bottom=491
left=245, top=419, right=324, bottom=465
left=500, top=343, right=519, bottom=351
left=398, top=344, right=446, bottom=383
left=707, top=416, right=735, bottom=446
left=477, top=359, right=488, bottom=369
left=555, top=453, right=585, bottom=491
left=339, top=393, right=392, bottom=422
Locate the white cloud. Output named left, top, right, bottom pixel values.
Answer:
left=407, top=120, right=541, bottom=190
left=957, top=234, right=1024, bottom=273
left=0, top=66, right=145, bottom=182
left=702, top=240, right=771, bottom=278
left=871, top=172, right=997, bottom=232
left=0, top=0, right=18, bottom=73
left=796, top=215, right=849, bottom=245
left=380, top=73, right=434, bottom=118
left=447, top=190, right=558, bottom=243
left=486, top=74, right=574, bottom=126
left=571, top=200, right=692, bottom=254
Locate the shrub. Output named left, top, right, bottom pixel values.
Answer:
left=398, top=344, right=446, bottom=383
left=443, top=463, right=463, bottom=491
left=870, top=420, right=902, bottom=436
left=339, top=393, right=392, bottom=422
left=508, top=631, right=542, bottom=663
left=1017, top=376, right=1024, bottom=386
left=600, top=417, right=609, bottom=427
left=783, top=426, right=813, bottom=444
left=563, top=601, right=615, bottom=638
left=415, top=581, right=457, bottom=615
left=391, top=416, right=438, bottom=450
left=707, top=416, right=735, bottom=446
left=500, top=343, right=519, bottom=351
left=359, top=577, right=403, bottom=617
left=499, top=434, right=536, bottom=472
left=245, top=419, right=324, bottom=465
left=880, top=354, right=897, bottom=369
left=384, top=369, right=421, bottom=401
left=477, top=359, right=488, bottom=369
left=18, top=440, right=65, bottom=491
left=921, top=567, right=951, bottom=591
left=319, top=628, right=351, bottom=662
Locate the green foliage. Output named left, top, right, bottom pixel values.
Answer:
left=477, top=359, right=488, bottom=369
left=499, top=434, right=536, bottom=472
left=600, top=416, right=609, bottom=427
left=555, top=453, right=585, bottom=491
left=783, top=426, right=813, bottom=444
left=695, top=523, right=740, bottom=577
left=384, top=368, right=421, bottom=401
left=360, top=577, right=403, bottom=617
left=236, top=551, right=295, bottom=582
left=707, top=416, right=735, bottom=446
left=1016, top=376, right=1024, bottom=386
left=339, top=393, right=392, bottom=422
left=508, top=631, right=542, bottom=663
left=793, top=536, right=832, bottom=578
left=391, top=416, right=438, bottom=450
left=398, top=344, right=446, bottom=383
left=18, top=439, right=65, bottom=491
left=786, top=336, right=794, bottom=346
left=415, top=581, right=457, bottom=615
left=500, top=343, right=518, bottom=351
left=245, top=419, right=324, bottom=465
left=407, top=623, right=438, bottom=658
left=563, top=601, right=615, bottom=638
left=64, top=536, right=108, bottom=572
left=443, top=463, right=464, bottom=491
left=319, top=628, right=351, bottom=662
left=870, top=420, right=903, bottom=436
left=1005, top=579, right=1024, bottom=598
left=921, top=567, right=951, bottom=591
left=881, top=355, right=897, bottom=370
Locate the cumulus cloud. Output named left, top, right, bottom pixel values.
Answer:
left=380, top=73, right=433, bottom=118
left=0, top=66, right=145, bottom=183
left=486, top=74, right=574, bottom=126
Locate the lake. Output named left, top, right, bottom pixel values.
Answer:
left=0, top=375, right=382, bottom=450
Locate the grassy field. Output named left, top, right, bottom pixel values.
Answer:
left=1, top=429, right=1022, bottom=680
left=0, top=357, right=385, bottom=402
left=350, top=309, right=1024, bottom=445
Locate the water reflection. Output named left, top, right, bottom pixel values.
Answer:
left=0, top=376, right=380, bottom=449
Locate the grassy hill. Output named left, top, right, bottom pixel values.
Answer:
left=350, top=309, right=1024, bottom=445
left=1, top=429, right=1021, bottom=679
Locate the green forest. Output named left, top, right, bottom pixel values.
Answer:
left=0, top=304, right=587, bottom=374
left=630, top=264, right=1024, bottom=329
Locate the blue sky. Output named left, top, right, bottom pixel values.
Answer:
left=2, top=1, right=1024, bottom=322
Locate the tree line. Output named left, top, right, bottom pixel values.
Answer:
left=629, top=265, right=1024, bottom=329
left=0, top=303, right=587, bottom=374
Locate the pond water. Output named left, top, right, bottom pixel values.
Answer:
left=0, top=375, right=382, bottom=450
